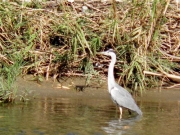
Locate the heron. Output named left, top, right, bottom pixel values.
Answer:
left=99, top=49, right=142, bottom=119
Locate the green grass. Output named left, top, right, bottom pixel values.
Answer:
left=0, top=0, right=179, bottom=102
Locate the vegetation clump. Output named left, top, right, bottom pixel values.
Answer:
left=0, top=0, right=179, bottom=102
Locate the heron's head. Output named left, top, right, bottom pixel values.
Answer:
left=99, top=49, right=116, bottom=58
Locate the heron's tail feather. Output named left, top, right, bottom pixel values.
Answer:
left=136, top=108, right=142, bottom=115
left=132, top=104, right=142, bottom=115
left=128, top=102, right=142, bottom=116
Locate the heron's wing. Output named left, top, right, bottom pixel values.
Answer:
left=114, top=83, right=133, bottom=97
left=110, top=83, right=142, bottom=115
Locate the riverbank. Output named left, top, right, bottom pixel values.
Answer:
left=0, top=0, right=179, bottom=103
left=16, top=76, right=180, bottom=103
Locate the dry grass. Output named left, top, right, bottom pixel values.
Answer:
left=0, top=0, right=180, bottom=95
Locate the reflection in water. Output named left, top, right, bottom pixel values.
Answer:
left=0, top=94, right=180, bottom=135
left=102, top=115, right=141, bottom=135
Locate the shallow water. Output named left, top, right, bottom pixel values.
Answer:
left=0, top=91, right=180, bottom=135
left=0, top=77, right=180, bottom=135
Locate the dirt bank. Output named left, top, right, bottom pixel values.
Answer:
left=15, top=76, right=180, bottom=103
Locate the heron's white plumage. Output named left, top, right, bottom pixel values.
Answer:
left=100, top=49, right=142, bottom=116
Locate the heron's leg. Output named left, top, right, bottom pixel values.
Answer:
left=128, top=109, right=132, bottom=115
left=119, top=107, right=122, bottom=119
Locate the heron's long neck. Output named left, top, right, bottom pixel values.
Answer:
left=108, top=56, right=116, bottom=93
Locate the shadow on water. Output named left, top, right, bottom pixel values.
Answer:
left=102, top=115, right=142, bottom=135
left=0, top=87, right=180, bottom=135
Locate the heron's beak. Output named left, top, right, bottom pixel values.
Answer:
left=96, top=52, right=103, bottom=54
left=97, top=52, right=106, bottom=55
left=97, top=52, right=109, bottom=56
